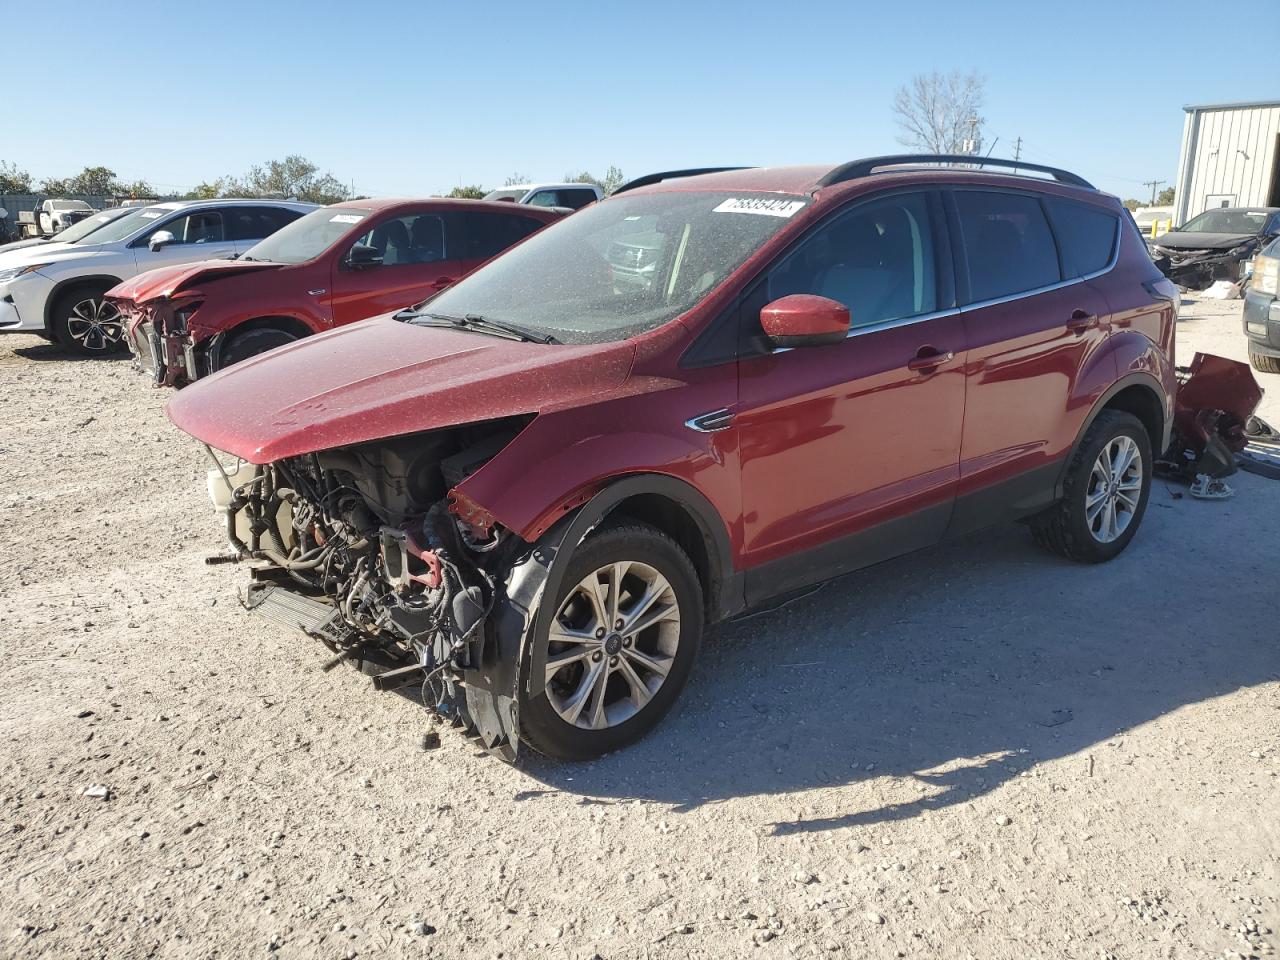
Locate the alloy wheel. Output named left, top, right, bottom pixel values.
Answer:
left=1085, top=435, right=1143, bottom=543
left=65, top=298, right=124, bottom=352
left=545, top=561, right=682, bottom=730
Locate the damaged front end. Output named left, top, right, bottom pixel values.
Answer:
left=1160, top=352, right=1264, bottom=481
left=116, top=294, right=210, bottom=387
left=1152, top=241, right=1259, bottom=291
left=205, top=417, right=537, bottom=759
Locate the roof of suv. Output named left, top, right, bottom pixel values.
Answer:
left=617, top=156, right=1103, bottom=200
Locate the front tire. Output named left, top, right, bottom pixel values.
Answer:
left=51, top=287, right=126, bottom=356
left=519, top=522, right=703, bottom=760
left=1250, top=351, right=1280, bottom=375
left=1031, top=410, right=1152, bottom=563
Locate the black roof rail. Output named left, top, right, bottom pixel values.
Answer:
left=817, top=154, right=1095, bottom=190
left=611, top=167, right=755, bottom=196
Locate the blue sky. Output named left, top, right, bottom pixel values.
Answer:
left=8, top=0, right=1274, bottom=201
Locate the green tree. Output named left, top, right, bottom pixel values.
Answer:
left=564, top=166, right=626, bottom=194
left=1122, top=198, right=1141, bottom=211
left=37, top=166, right=151, bottom=197
left=224, top=155, right=352, bottom=205
left=600, top=165, right=626, bottom=194
left=116, top=179, right=154, bottom=198
left=182, top=180, right=227, bottom=200
left=0, top=160, right=33, bottom=194
left=1157, top=186, right=1175, bottom=205
left=446, top=185, right=486, bottom=199
left=503, top=172, right=530, bottom=187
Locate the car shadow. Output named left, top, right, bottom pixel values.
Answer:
left=516, top=497, right=1280, bottom=834
left=10, top=342, right=131, bottom=362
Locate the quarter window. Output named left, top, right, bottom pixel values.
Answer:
left=768, top=192, right=937, bottom=329
left=954, top=191, right=1061, bottom=302
left=1045, top=198, right=1118, bottom=278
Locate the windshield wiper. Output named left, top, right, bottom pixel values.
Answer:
left=407, top=311, right=560, bottom=344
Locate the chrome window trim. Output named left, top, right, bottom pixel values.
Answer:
left=766, top=192, right=1122, bottom=355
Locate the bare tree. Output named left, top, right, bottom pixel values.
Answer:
left=892, top=71, right=986, bottom=155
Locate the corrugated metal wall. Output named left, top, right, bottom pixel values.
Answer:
left=1174, top=103, right=1280, bottom=224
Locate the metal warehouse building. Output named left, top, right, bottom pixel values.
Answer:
left=1174, top=99, right=1280, bottom=225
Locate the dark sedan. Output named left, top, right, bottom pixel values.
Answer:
left=1151, top=206, right=1280, bottom=290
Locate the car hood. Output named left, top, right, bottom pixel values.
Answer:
left=166, top=315, right=636, bottom=463
left=108, top=259, right=283, bottom=303
left=0, top=240, right=77, bottom=265
left=0, top=237, right=51, bottom=255
left=1154, top=231, right=1256, bottom=251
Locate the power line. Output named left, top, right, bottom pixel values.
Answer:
left=1142, top=179, right=1167, bottom=206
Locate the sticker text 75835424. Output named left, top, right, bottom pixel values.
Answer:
left=713, top=197, right=807, bottom=218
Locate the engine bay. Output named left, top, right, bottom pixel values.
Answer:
left=206, top=417, right=534, bottom=742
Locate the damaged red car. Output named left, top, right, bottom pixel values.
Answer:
left=168, top=156, right=1181, bottom=760
left=109, top=199, right=565, bottom=385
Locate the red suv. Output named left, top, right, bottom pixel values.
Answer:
left=168, top=156, right=1178, bottom=761
left=109, top=198, right=565, bottom=385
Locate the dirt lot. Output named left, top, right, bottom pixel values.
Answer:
left=1, top=299, right=1277, bottom=960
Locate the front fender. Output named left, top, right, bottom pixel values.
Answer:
left=452, top=396, right=741, bottom=547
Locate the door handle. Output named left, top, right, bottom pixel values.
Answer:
left=431, top=276, right=455, bottom=289
left=906, top=348, right=954, bottom=371
left=1066, top=309, right=1098, bottom=333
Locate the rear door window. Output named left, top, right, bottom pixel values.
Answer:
left=457, top=211, right=546, bottom=261
left=225, top=206, right=304, bottom=242
left=954, top=191, right=1061, bottom=302
left=1045, top=198, right=1118, bottom=278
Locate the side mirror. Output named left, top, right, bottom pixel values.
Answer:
left=347, top=243, right=383, bottom=269
left=149, top=230, right=176, bottom=252
left=760, top=294, right=849, bottom=348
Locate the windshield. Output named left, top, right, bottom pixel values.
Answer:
left=240, top=206, right=370, bottom=264
left=1179, top=209, right=1269, bottom=234
left=482, top=189, right=524, bottom=202
left=77, top=206, right=169, bottom=245
left=57, top=209, right=131, bottom=243
left=418, top=191, right=806, bottom=344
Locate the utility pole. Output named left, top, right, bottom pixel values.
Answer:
left=962, top=116, right=981, bottom=156
left=1013, top=136, right=1023, bottom=173
left=1142, top=179, right=1166, bottom=206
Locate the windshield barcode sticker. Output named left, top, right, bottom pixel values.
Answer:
left=713, top=197, right=806, bottom=218
left=330, top=214, right=364, bottom=224
left=139, top=211, right=162, bottom=219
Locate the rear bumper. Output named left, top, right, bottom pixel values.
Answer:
left=1243, top=289, right=1280, bottom=358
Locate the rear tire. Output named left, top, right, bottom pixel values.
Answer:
left=219, top=327, right=300, bottom=369
left=50, top=286, right=126, bottom=357
left=1031, top=410, right=1152, bottom=563
left=1250, top=351, right=1280, bottom=375
left=519, top=522, right=703, bottom=760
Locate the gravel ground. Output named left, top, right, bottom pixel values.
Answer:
left=1, top=298, right=1277, bottom=960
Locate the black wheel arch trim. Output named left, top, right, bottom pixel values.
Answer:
left=1055, top=372, right=1168, bottom=500
left=211, top=315, right=311, bottom=370
left=44, top=275, right=125, bottom=331
left=469, top=473, right=741, bottom=761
